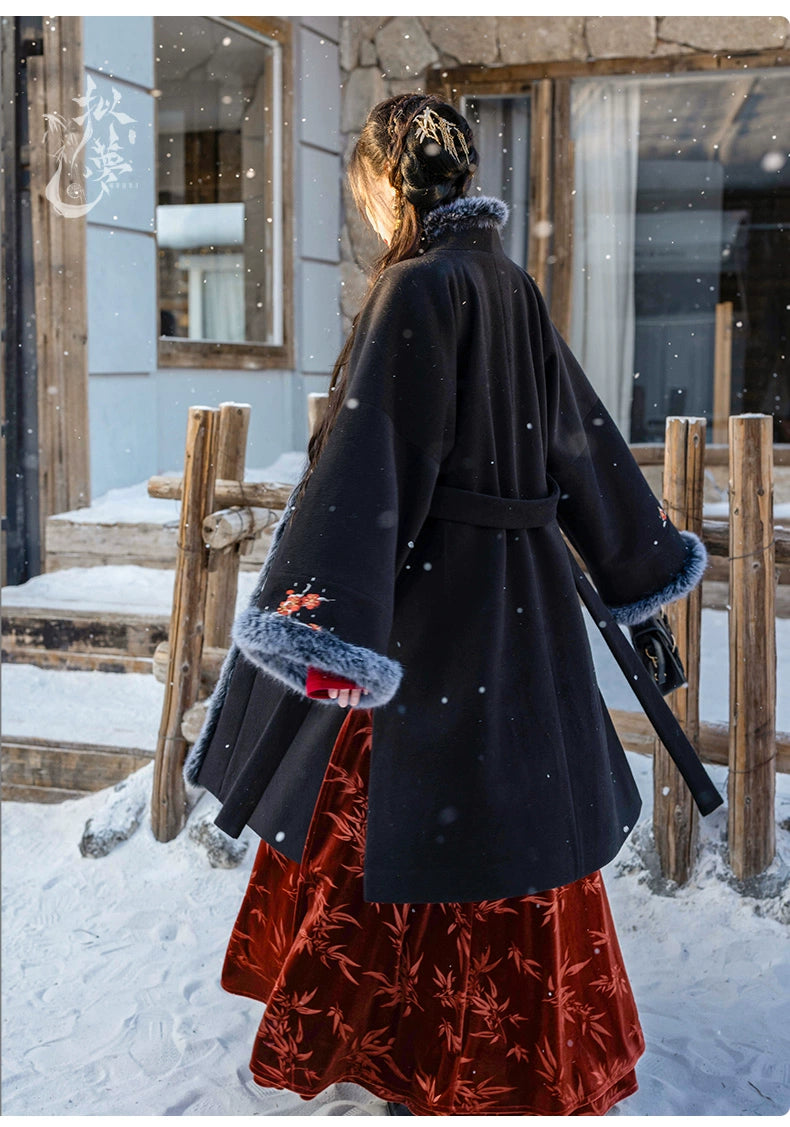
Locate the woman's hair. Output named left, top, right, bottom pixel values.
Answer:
left=290, top=94, right=477, bottom=506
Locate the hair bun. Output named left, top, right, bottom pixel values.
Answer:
left=399, top=103, right=478, bottom=212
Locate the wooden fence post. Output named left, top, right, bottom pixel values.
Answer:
left=728, top=414, right=776, bottom=879
left=151, top=406, right=217, bottom=842
left=203, top=403, right=250, bottom=650
left=653, top=416, right=706, bottom=883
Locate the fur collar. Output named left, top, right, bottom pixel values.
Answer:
left=422, top=195, right=509, bottom=244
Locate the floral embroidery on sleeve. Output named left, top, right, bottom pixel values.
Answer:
left=275, top=585, right=333, bottom=631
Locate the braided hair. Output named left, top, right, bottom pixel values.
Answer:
left=292, top=94, right=478, bottom=505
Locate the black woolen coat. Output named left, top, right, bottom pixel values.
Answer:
left=185, top=196, right=708, bottom=905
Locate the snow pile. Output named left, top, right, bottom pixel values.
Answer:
left=2, top=564, right=259, bottom=616
left=50, top=453, right=306, bottom=526
left=1, top=752, right=789, bottom=1116
left=1, top=665, right=165, bottom=750
left=80, top=764, right=153, bottom=858
left=187, top=803, right=251, bottom=869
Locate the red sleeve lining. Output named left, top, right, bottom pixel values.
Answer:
left=306, top=666, right=364, bottom=699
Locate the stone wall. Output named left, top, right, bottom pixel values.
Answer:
left=338, top=15, right=790, bottom=328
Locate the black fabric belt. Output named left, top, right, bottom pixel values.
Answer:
left=428, top=478, right=560, bottom=529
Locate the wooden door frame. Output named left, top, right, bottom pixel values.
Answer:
left=27, top=15, right=90, bottom=554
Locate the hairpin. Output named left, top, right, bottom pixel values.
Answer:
left=412, top=106, right=470, bottom=165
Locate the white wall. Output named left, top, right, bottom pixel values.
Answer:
left=81, top=15, right=342, bottom=496
left=82, top=17, right=158, bottom=495
left=291, top=17, right=342, bottom=452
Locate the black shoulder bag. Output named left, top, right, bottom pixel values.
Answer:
left=628, top=611, right=687, bottom=697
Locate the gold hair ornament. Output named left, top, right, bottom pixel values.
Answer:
left=412, top=106, right=470, bottom=166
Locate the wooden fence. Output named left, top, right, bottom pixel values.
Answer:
left=151, top=405, right=786, bottom=886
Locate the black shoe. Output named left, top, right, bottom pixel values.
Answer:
left=387, top=1102, right=413, bottom=1116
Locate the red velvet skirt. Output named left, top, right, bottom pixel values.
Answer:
left=221, top=708, right=645, bottom=1116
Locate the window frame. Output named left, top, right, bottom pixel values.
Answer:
left=428, top=48, right=790, bottom=338
left=428, top=48, right=790, bottom=449
left=156, top=15, right=294, bottom=371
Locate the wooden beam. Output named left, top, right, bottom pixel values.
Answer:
left=0, top=648, right=153, bottom=675
left=527, top=78, right=552, bottom=293
left=203, top=505, right=273, bottom=551
left=713, top=77, right=757, bottom=165
left=630, top=443, right=790, bottom=467
left=426, top=49, right=790, bottom=96
left=153, top=641, right=227, bottom=691
left=181, top=699, right=207, bottom=745
left=609, top=709, right=790, bottom=774
left=1, top=605, right=168, bottom=659
left=728, top=414, right=776, bottom=879
left=27, top=16, right=90, bottom=549
left=148, top=475, right=293, bottom=510
left=2, top=736, right=153, bottom=795
left=550, top=78, right=573, bottom=340
left=2, top=783, right=89, bottom=804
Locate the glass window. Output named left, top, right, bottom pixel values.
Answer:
left=464, top=95, right=530, bottom=268
left=154, top=16, right=282, bottom=347
left=469, top=70, right=790, bottom=442
left=568, top=70, right=790, bottom=442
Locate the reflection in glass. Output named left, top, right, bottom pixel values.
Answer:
left=570, top=71, right=790, bottom=442
left=154, top=17, right=281, bottom=345
left=464, top=95, right=530, bottom=269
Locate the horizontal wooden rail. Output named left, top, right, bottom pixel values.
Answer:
left=610, top=709, right=789, bottom=774
left=703, top=518, right=790, bottom=563
left=1, top=736, right=154, bottom=799
left=203, top=506, right=274, bottom=549
left=148, top=475, right=293, bottom=510
left=182, top=699, right=207, bottom=745
left=153, top=642, right=228, bottom=691
left=631, top=442, right=790, bottom=467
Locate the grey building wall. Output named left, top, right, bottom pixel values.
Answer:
left=81, top=15, right=342, bottom=496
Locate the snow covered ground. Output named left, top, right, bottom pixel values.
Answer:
left=1, top=563, right=260, bottom=617
left=2, top=598, right=789, bottom=1117
left=2, top=461, right=788, bottom=1115
left=2, top=751, right=788, bottom=1117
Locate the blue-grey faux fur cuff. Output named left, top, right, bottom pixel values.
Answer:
left=607, top=531, right=708, bottom=626
left=423, top=195, right=509, bottom=243
left=231, top=605, right=403, bottom=708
